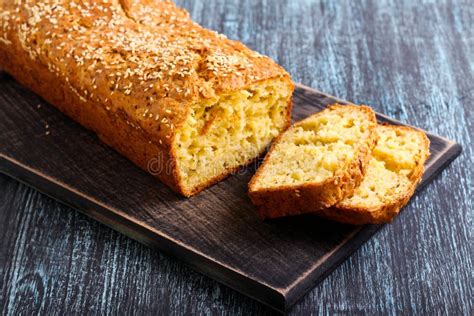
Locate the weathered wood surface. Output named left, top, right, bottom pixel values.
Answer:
left=0, top=0, right=472, bottom=314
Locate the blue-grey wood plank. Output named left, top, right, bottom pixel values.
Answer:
left=0, top=0, right=472, bottom=314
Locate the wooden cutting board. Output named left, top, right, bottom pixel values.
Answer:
left=0, top=72, right=461, bottom=312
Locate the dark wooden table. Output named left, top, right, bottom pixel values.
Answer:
left=1, top=0, right=472, bottom=314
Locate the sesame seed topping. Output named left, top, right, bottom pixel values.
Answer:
left=4, top=0, right=278, bottom=142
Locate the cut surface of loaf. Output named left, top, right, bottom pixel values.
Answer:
left=175, top=79, right=292, bottom=193
left=316, top=125, right=430, bottom=224
left=0, top=0, right=294, bottom=197
left=248, top=104, right=378, bottom=219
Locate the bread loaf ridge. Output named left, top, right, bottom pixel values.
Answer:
left=0, top=0, right=294, bottom=196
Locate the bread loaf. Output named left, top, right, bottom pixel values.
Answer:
left=0, top=0, right=294, bottom=196
left=316, top=125, right=430, bottom=224
left=248, top=104, right=377, bottom=219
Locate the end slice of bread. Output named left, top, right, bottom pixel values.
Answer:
left=248, top=104, right=378, bottom=219
left=316, top=124, right=430, bottom=224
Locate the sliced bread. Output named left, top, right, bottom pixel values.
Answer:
left=316, top=124, right=430, bottom=224
left=248, top=104, right=378, bottom=219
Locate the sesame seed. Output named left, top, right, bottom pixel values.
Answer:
left=12, top=0, right=264, bottom=134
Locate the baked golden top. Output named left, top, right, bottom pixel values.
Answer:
left=0, top=0, right=289, bottom=146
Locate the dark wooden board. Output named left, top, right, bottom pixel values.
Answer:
left=0, top=72, right=461, bottom=312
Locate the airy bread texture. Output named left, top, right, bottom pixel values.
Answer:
left=316, top=125, right=430, bottom=224
left=0, top=0, right=294, bottom=197
left=175, top=79, right=292, bottom=192
left=248, top=104, right=378, bottom=219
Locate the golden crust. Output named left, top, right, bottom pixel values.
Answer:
left=248, top=104, right=378, bottom=219
left=0, top=0, right=293, bottom=196
left=316, top=125, right=431, bottom=225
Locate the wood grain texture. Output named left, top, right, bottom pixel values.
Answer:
left=0, top=0, right=472, bottom=314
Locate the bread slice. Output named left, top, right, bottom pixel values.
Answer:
left=248, top=104, right=378, bottom=219
left=316, top=124, right=430, bottom=224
